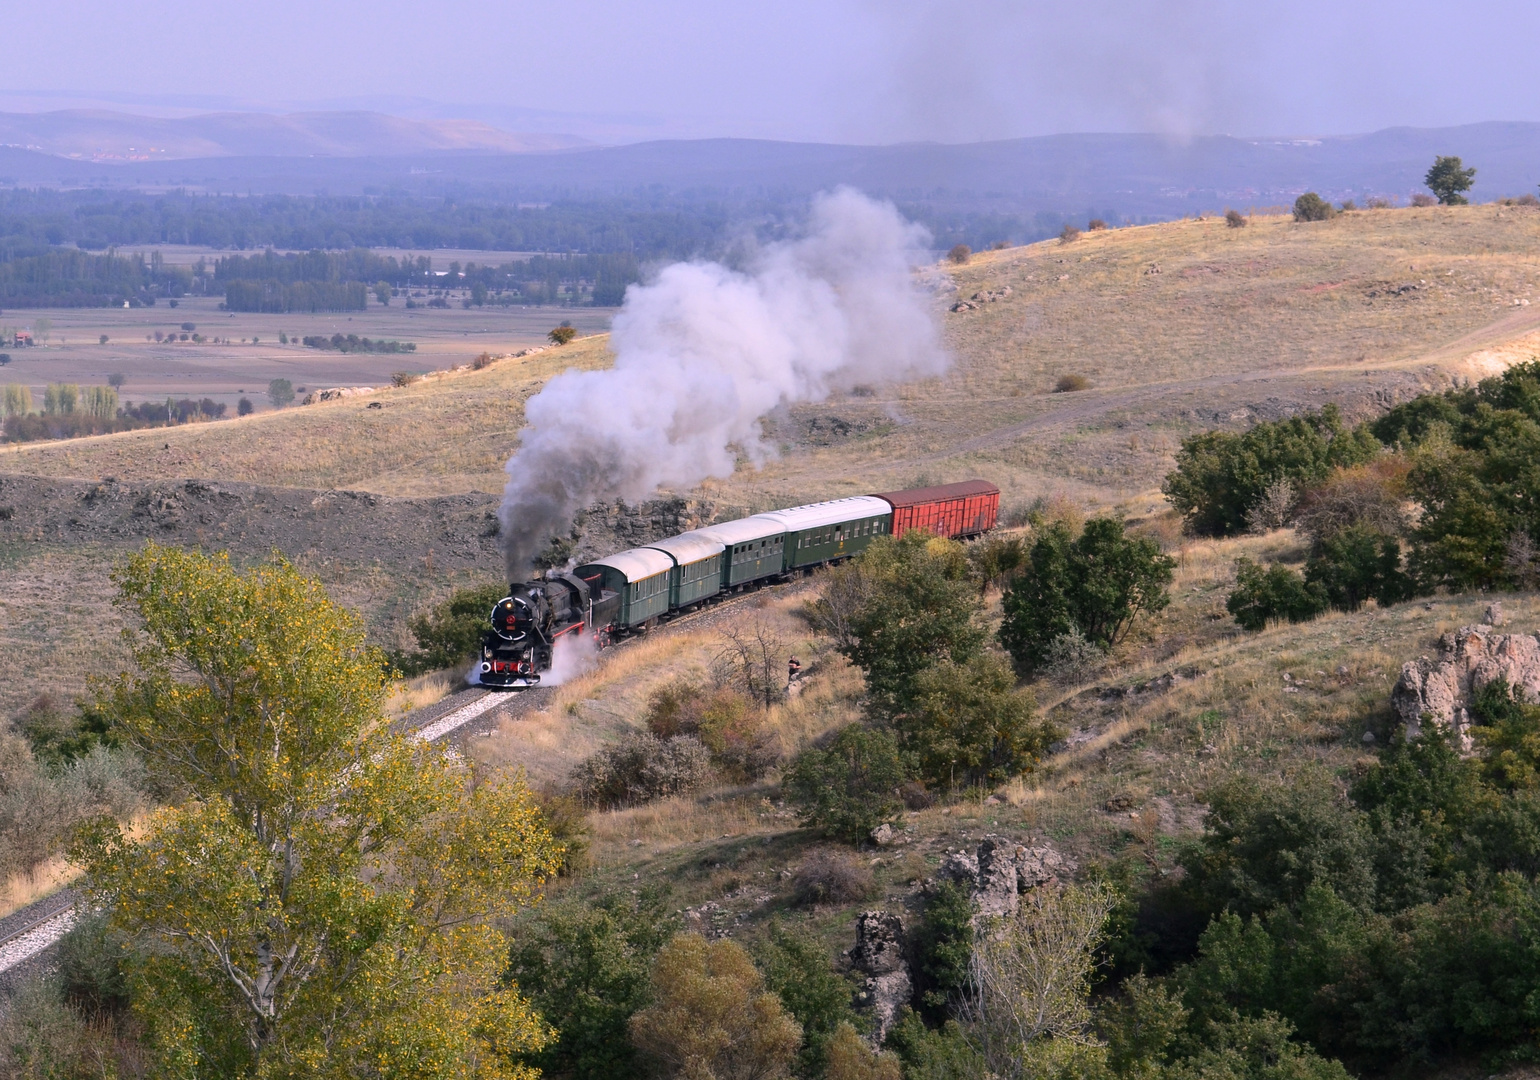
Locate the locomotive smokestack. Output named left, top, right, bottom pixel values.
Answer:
left=497, top=187, right=949, bottom=577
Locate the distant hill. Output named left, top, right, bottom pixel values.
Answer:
left=0, top=109, right=588, bottom=161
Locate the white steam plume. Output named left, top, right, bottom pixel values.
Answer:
left=498, top=187, right=948, bottom=578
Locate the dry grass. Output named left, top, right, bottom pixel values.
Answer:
left=8, top=208, right=1540, bottom=519
left=384, top=671, right=455, bottom=721
left=0, top=856, right=80, bottom=919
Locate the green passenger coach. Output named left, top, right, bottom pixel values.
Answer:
left=573, top=548, right=674, bottom=627
left=644, top=533, right=726, bottom=609
left=751, top=496, right=893, bottom=570
left=693, top=518, right=788, bottom=588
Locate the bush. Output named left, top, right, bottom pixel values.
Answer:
left=902, top=654, right=1054, bottom=789
left=1042, top=628, right=1105, bottom=685
left=913, top=879, right=976, bottom=1016
left=792, top=848, right=878, bottom=906
left=1303, top=524, right=1414, bottom=612
left=644, top=680, right=778, bottom=781
left=1292, top=193, right=1335, bottom=222
left=390, top=371, right=420, bottom=387
left=472, top=351, right=494, bottom=370
left=783, top=724, right=904, bottom=843
left=1225, top=558, right=1327, bottom=631
left=57, top=909, right=130, bottom=1019
left=1225, top=208, right=1247, bottom=228
left=947, top=244, right=972, bottom=265
left=1161, top=405, right=1379, bottom=537
left=825, top=1021, right=902, bottom=1080
left=753, top=924, right=867, bottom=1078
left=396, top=582, right=506, bottom=675
left=832, top=532, right=985, bottom=718
left=628, top=934, right=801, bottom=1080
left=548, top=324, right=578, bottom=345
left=267, top=377, right=294, bottom=408
left=1410, top=192, right=1437, bottom=207
left=1000, top=517, right=1174, bottom=677
left=505, top=889, right=677, bottom=1080
left=572, top=731, right=713, bottom=809
left=1059, top=225, right=1081, bottom=244
left=1053, top=374, right=1091, bottom=393
left=1087, top=218, right=1109, bottom=231
left=1243, top=477, right=1295, bottom=533
left=1293, top=462, right=1409, bottom=546
left=236, top=396, right=253, bottom=416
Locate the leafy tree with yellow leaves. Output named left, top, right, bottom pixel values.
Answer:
left=73, top=543, right=562, bottom=1079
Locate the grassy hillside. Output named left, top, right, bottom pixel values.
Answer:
left=5, top=204, right=1538, bottom=516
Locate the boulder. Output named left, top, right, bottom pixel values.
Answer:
left=1016, top=845, right=1068, bottom=891
left=1392, top=624, right=1540, bottom=747
left=849, top=911, right=911, bottom=1043
left=937, top=849, right=979, bottom=886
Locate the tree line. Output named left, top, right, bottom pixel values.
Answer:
left=0, top=248, right=193, bottom=307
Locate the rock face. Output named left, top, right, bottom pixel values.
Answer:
left=936, top=836, right=1070, bottom=923
left=849, top=911, right=911, bottom=1043
left=1392, top=624, right=1540, bottom=746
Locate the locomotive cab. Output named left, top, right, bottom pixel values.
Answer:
left=478, top=572, right=617, bottom=689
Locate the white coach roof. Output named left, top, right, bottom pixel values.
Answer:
left=693, top=517, right=787, bottom=547
left=645, top=533, right=726, bottom=566
left=751, top=496, right=892, bottom=532
left=578, top=547, right=673, bottom=582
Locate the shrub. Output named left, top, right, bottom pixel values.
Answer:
left=1410, top=192, right=1437, bottom=207
left=1225, top=208, right=1247, bottom=228
left=832, top=532, right=985, bottom=718
left=1243, top=477, right=1295, bottom=533
left=628, top=934, right=801, bottom=1080
left=390, top=371, right=420, bottom=387
left=572, top=731, right=713, bottom=809
left=1087, top=218, right=1109, bottom=231
left=396, top=582, right=506, bottom=675
left=237, top=396, right=253, bottom=416
left=902, top=654, right=1053, bottom=789
left=913, top=879, right=976, bottom=1016
left=753, top=924, right=867, bottom=1078
left=1161, top=405, right=1379, bottom=537
left=267, top=377, right=294, bottom=408
left=824, top=1022, right=902, bottom=1080
left=783, top=724, right=904, bottom=843
left=1042, top=628, right=1106, bottom=685
left=505, top=890, right=677, bottom=1080
left=1292, top=193, right=1335, bottom=222
left=1303, top=524, right=1415, bottom=612
left=1059, top=225, right=1081, bottom=244
left=1225, top=558, right=1327, bottom=631
left=1367, top=196, right=1393, bottom=209
left=947, top=244, right=972, bottom=265
left=1053, top=374, right=1091, bottom=393
left=57, top=909, right=130, bottom=1019
left=967, top=533, right=1027, bottom=594
left=645, top=680, right=777, bottom=781
left=472, top=351, right=494, bottom=370
left=548, top=324, right=578, bottom=346
left=792, top=848, right=878, bottom=907
left=1000, top=518, right=1174, bottom=677
left=1293, top=461, right=1409, bottom=546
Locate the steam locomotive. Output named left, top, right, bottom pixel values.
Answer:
left=479, top=479, right=1000, bottom=690
left=477, top=572, right=621, bottom=688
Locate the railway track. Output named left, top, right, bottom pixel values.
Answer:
left=0, top=573, right=814, bottom=982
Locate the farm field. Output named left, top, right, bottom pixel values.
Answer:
left=0, top=293, right=616, bottom=416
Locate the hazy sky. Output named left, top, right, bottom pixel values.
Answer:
left=6, top=0, right=1539, bottom=143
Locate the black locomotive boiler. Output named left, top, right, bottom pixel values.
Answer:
left=478, top=571, right=620, bottom=689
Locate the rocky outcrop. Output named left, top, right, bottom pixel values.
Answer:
left=1392, top=624, right=1540, bottom=747
left=936, top=836, right=1070, bottom=923
left=849, top=911, right=911, bottom=1043
left=949, top=285, right=1012, bottom=312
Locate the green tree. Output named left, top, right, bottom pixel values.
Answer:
left=1302, top=524, right=1413, bottom=612
left=375, top=280, right=393, bottom=305
left=628, top=934, right=802, bottom=1080
left=397, top=582, right=507, bottom=675
left=267, top=377, right=295, bottom=408
left=1162, top=407, right=1379, bottom=537
left=783, top=724, right=905, bottom=843
left=836, top=532, right=986, bottom=717
left=1292, top=193, right=1335, bottom=222
left=824, top=1022, right=902, bottom=1080
left=548, top=325, right=578, bottom=346
left=902, top=653, right=1054, bottom=790
left=107, top=372, right=126, bottom=389
left=753, top=923, right=864, bottom=1079
left=913, top=880, right=976, bottom=1017
left=76, top=544, right=561, bottom=1079
left=1424, top=155, right=1476, bottom=205
left=1000, top=518, right=1174, bottom=677
left=505, top=889, right=677, bottom=1080
left=472, top=282, right=489, bottom=306
left=1226, top=558, right=1327, bottom=631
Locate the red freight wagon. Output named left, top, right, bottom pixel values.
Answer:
left=873, top=480, right=1000, bottom=540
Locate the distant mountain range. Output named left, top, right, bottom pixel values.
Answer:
left=0, top=113, right=1536, bottom=224
left=0, top=109, right=588, bottom=160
